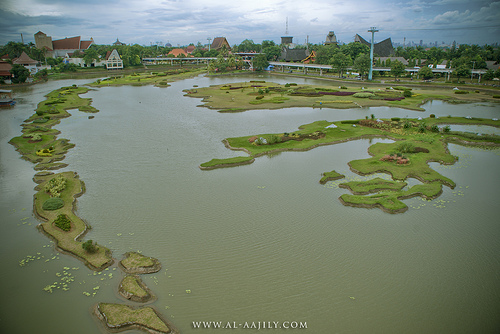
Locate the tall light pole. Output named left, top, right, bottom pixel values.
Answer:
left=207, top=37, right=212, bottom=51
left=368, top=27, right=378, bottom=81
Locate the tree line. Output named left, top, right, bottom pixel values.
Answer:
left=1, top=39, right=498, bottom=81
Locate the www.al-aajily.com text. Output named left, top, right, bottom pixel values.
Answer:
left=192, top=321, right=307, bottom=330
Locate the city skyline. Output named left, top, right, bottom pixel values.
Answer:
left=1, top=0, right=499, bottom=47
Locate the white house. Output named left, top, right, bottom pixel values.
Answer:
left=105, top=49, right=123, bottom=70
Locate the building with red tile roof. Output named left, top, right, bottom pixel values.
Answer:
left=168, top=48, right=189, bottom=57
left=34, top=31, right=93, bottom=58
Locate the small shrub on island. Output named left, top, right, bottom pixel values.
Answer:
left=397, top=142, right=415, bottom=154
left=53, top=214, right=71, bottom=231
left=82, top=240, right=98, bottom=253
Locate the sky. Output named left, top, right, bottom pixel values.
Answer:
left=1, top=0, right=499, bottom=47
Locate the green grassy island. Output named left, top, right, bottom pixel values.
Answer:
left=320, top=170, right=345, bottom=184
left=119, top=275, right=155, bottom=303
left=193, top=83, right=499, bottom=213
left=120, top=252, right=161, bottom=274
left=185, top=81, right=499, bottom=112
left=34, top=171, right=113, bottom=269
left=96, top=303, right=177, bottom=334
left=89, top=68, right=206, bottom=87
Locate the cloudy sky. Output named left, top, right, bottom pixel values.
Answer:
left=1, top=0, right=499, bottom=47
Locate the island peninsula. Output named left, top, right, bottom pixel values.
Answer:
left=192, top=81, right=499, bottom=213
left=9, top=83, right=179, bottom=333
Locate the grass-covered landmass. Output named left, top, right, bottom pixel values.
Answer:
left=201, top=112, right=499, bottom=213
left=96, top=303, right=176, bottom=333
left=199, top=156, right=255, bottom=169
left=185, top=82, right=499, bottom=112
left=89, top=68, right=206, bottom=87
left=340, top=182, right=443, bottom=214
left=9, top=85, right=96, bottom=171
left=339, top=177, right=407, bottom=194
left=119, top=275, right=154, bottom=302
left=320, top=170, right=345, bottom=184
left=120, top=252, right=161, bottom=274
left=34, top=171, right=113, bottom=270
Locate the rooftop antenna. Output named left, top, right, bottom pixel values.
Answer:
left=285, top=17, right=289, bottom=35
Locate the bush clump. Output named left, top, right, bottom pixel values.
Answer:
left=396, top=142, right=415, bottom=153
left=44, top=175, right=67, bottom=197
left=53, top=214, right=71, bottom=231
left=454, top=90, right=469, bottom=94
left=82, top=240, right=98, bottom=253
left=42, top=197, right=64, bottom=211
left=403, top=90, right=412, bottom=97
left=353, top=92, right=375, bottom=98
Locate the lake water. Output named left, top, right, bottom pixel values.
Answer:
left=1, top=74, right=499, bottom=333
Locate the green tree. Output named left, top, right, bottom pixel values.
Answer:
left=252, top=54, right=269, bottom=71
left=82, top=240, right=97, bottom=253
left=418, top=66, right=433, bottom=80
left=330, top=51, right=351, bottom=78
left=236, top=39, right=259, bottom=52
left=353, top=53, right=371, bottom=79
left=34, top=68, right=48, bottom=81
left=312, top=44, right=338, bottom=64
left=10, top=64, right=30, bottom=83
left=390, top=60, right=406, bottom=80
left=453, top=65, right=470, bottom=83
left=83, top=48, right=99, bottom=66
left=262, top=41, right=281, bottom=61
left=343, top=42, right=370, bottom=61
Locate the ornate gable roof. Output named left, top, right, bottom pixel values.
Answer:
left=211, top=37, right=230, bottom=50
left=13, top=51, right=38, bottom=65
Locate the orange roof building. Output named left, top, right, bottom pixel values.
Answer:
left=168, top=48, right=189, bottom=57
left=34, top=31, right=93, bottom=58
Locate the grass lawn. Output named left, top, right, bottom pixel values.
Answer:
left=339, top=177, right=407, bottom=194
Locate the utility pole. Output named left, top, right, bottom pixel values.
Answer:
left=368, top=27, right=378, bottom=81
left=471, top=61, right=475, bottom=82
